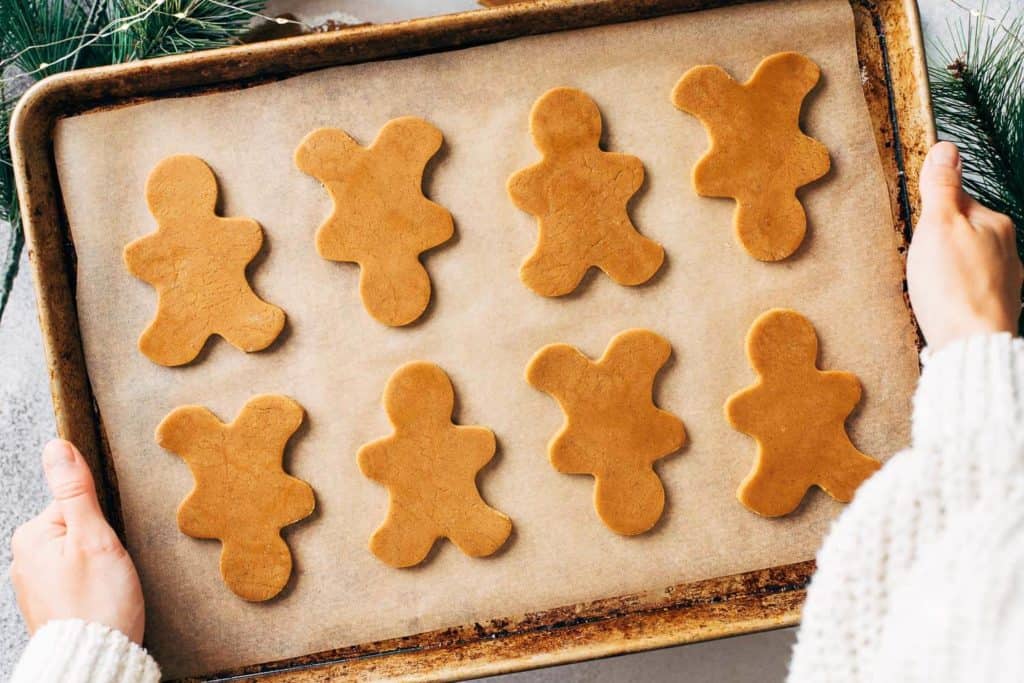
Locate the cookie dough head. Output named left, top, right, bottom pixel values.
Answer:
left=530, top=87, right=603, bottom=155
left=383, top=360, right=455, bottom=431
left=145, top=154, right=218, bottom=224
left=746, top=307, right=819, bottom=376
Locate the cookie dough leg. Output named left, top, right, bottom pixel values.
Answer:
left=520, top=248, right=590, bottom=297
left=737, top=466, right=810, bottom=517
left=369, top=507, right=439, bottom=568
left=597, top=229, right=664, bottom=286
left=818, top=447, right=881, bottom=503
left=735, top=194, right=807, bottom=262
left=359, top=256, right=432, bottom=327
left=449, top=500, right=512, bottom=558
left=218, top=295, right=286, bottom=353
left=139, top=313, right=210, bottom=367
left=220, top=533, right=293, bottom=602
left=593, top=466, right=666, bottom=535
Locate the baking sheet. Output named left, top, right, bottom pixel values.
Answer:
left=53, top=0, right=919, bottom=677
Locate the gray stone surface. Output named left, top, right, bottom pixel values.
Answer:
left=0, top=0, right=1010, bottom=679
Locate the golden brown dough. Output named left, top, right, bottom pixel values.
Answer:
left=725, top=309, right=880, bottom=517
left=156, top=394, right=315, bottom=601
left=526, top=329, right=686, bottom=535
left=295, top=118, right=454, bottom=326
left=358, top=362, right=512, bottom=567
left=508, top=87, right=664, bottom=296
left=123, top=155, right=285, bottom=367
left=671, top=53, right=830, bottom=261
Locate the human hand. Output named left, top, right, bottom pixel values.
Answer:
left=9, top=440, right=145, bottom=644
left=907, top=141, right=1023, bottom=351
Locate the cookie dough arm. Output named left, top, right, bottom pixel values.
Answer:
left=123, top=233, right=173, bottom=283
left=156, top=406, right=225, bottom=459
left=294, top=128, right=360, bottom=180
left=234, top=395, right=304, bottom=466
left=456, top=425, right=497, bottom=471
left=750, top=52, right=821, bottom=117
left=375, top=117, right=444, bottom=174
left=507, top=165, right=550, bottom=216
left=670, top=65, right=737, bottom=119
left=605, top=153, right=645, bottom=197
left=788, top=334, right=1024, bottom=683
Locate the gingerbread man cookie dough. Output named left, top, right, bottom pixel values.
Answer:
left=725, top=309, right=880, bottom=517
left=358, top=362, right=512, bottom=567
left=295, top=117, right=454, bottom=326
left=156, top=394, right=315, bottom=601
left=508, top=87, right=664, bottom=296
left=672, top=53, right=830, bottom=261
left=123, top=155, right=285, bottom=367
left=526, top=329, right=686, bottom=535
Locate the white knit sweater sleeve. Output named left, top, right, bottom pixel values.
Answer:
left=787, top=333, right=1024, bottom=683
left=10, top=619, right=161, bottom=683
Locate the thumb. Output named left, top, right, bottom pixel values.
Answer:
left=919, top=141, right=965, bottom=213
left=42, top=440, right=107, bottom=533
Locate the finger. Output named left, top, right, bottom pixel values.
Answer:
left=966, top=203, right=1019, bottom=251
left=42, top=440, right=108, bottom=534
left=37, top=501, right=65, bottom=530
left=9, top=507, right=62, bottom=561
left=919, top=142, right=966, bottom=215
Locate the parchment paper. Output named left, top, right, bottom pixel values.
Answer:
left=53, top=0, right=920, bottom=677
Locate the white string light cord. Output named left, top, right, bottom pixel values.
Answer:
left=0, top=0, right=309, bottom=85
left=947, top=0, right=1024, bottom=49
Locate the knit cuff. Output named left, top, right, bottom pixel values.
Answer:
left=913, top=333, right=1024, bottom=453
left=10, top=619, right=161, bottom=683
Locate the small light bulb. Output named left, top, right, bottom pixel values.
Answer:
left=275, top=17, right=289, bottom=25
left=38, top=61, right=49, bottom=70
left=174, top=11, right=187, bottom=18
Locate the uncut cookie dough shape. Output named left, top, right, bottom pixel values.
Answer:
left=671, top=53, right=830, bottom=261
left=527, top=329, right=686, bottom=535
left=725, top=309, right=880, bottom=517
left=508, top=87, right=664, bottom=296
left=295, top=118, right=454, bottom=326
left=156, top=394, right=315, bottom=601
left=124, top=155, right=284, bottom=367
left=358, top=362, right=512, bottom=568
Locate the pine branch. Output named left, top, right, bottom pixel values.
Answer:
left=0, top=87, right=22, bottom=316
left=930, top=8, right=1024, bottom=332
left=930, top=9, right=1024, bottom=247
left=0, top=0, right=104, bottom=79
left=104, top=0, right=265, bottom=63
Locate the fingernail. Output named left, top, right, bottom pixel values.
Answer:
left=43, top=440, right=75, bottom=468
left=930, top=142, right=960, bottom=168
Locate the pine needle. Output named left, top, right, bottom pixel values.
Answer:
left=930, top=9, right=1024, bottom=249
